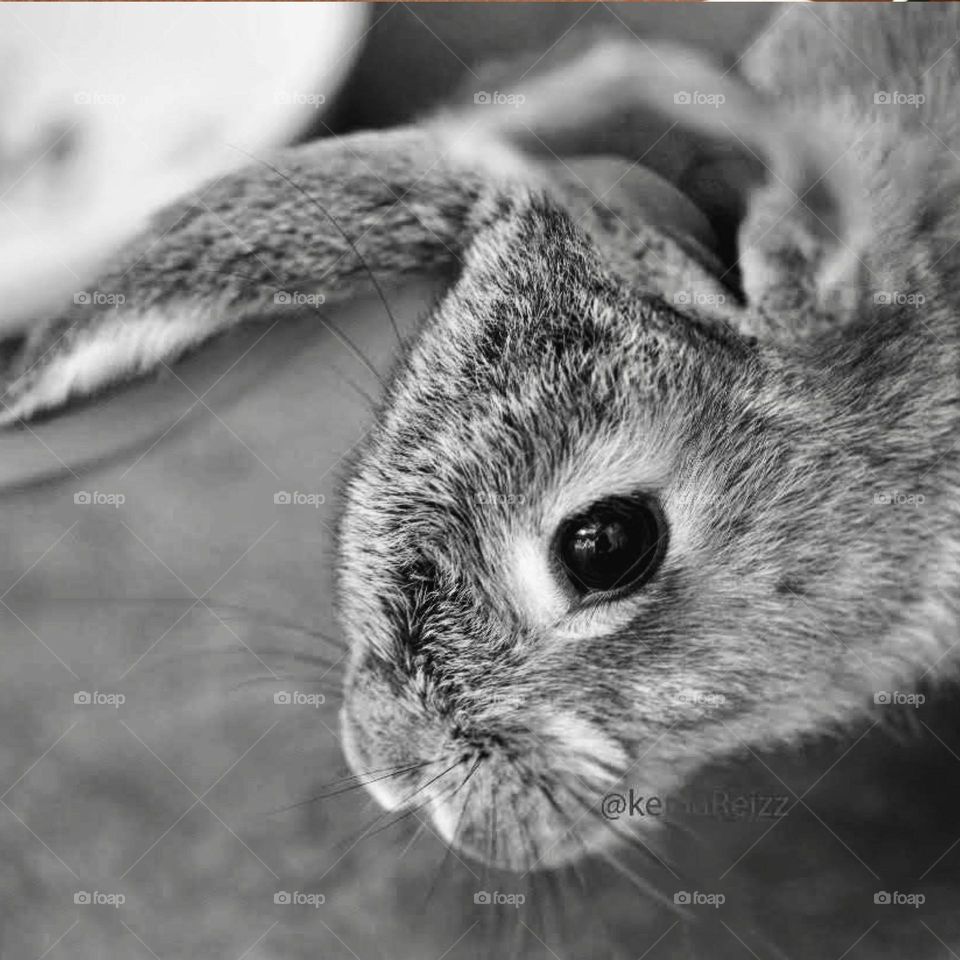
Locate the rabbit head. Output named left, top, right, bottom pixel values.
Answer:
left=337, top=209, right=955, bottom=871
left=338, top=19, right=960, bottom=869
left=0, top=7, right=955, bottom=874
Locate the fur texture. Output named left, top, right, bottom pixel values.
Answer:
left=3, top=4, right=958, bottom=876
left=339, top=5, right=960, bottom=869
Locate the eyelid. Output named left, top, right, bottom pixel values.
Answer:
left=549, top=580, right=644, bottom=626
left=550, top=596, right=641, bottom=640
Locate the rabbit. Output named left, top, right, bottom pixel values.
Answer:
left=2, top=4, right=958, bottom=878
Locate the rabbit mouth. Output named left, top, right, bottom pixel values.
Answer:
left=340, top=667, right=663, bottom=871
left=343, top=742, right=665, bottom=873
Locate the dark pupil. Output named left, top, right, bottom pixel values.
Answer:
left=558, top=498, right=663, bottom=594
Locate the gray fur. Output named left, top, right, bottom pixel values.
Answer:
left=0, top=128, right=525, bottom=421
left=4, top=5, right=958, bottom=873
left=339, top=5, right=960, bottom=870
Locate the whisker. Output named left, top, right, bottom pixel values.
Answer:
left=478, top=779, right=498, bottom=951
left=364, top=766, right=466, bottom=843
left=595, top=845, right=688, bottom=917
left=333, top=372, right=378, bottom=411
left=546, top=864, right=571, bottom=958
left=536, top=779, right=645, bottom=951
left=556, top=783, right=686, bottom=914
left=41, top=598, right=349, bottom=652
left=313, top=315, right=387, bottom=388
left=269, top=757, right=445, bottom=814
left=337, top=755, right=465, bottom=859
left=314, top=759, right=437, bottom=793
left=227, top=646, right=346, bottom=669
left=230, top=673, right=343, bottom=693
left=230, top=148, right=405, bottom=350
left=489, top=777, right=499, bottom=869
left=202, top=606, right=349, bottom=648
left=560, top=780, right=675, bottom=867
left=305, top=763, right=434, bottom=804
left=507, top=789, right=542, bottom=947
left=395, top=811, right=431, bottom=864
left=352, top=752, right=476, bottom=842
left=421, top=759, right=479, bottom=911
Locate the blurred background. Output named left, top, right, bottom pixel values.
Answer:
left=1, top=5, right=957, bottom=960
left=0, top=3, right=765, bottom=328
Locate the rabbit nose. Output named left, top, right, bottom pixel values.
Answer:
left=340, top=706, right=459, bottom=815
left=340, top=660, right=444, bottom=812
left=341, top=641, right=484, bottom=816
left=340, top=702, right=413, bottom=811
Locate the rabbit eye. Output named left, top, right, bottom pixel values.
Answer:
left=554, top=495, right=667, bottom=598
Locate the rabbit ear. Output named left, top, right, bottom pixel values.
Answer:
left=458, top=39, right=868, bottom=342
left=0, top=127, right=536, bottom=425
